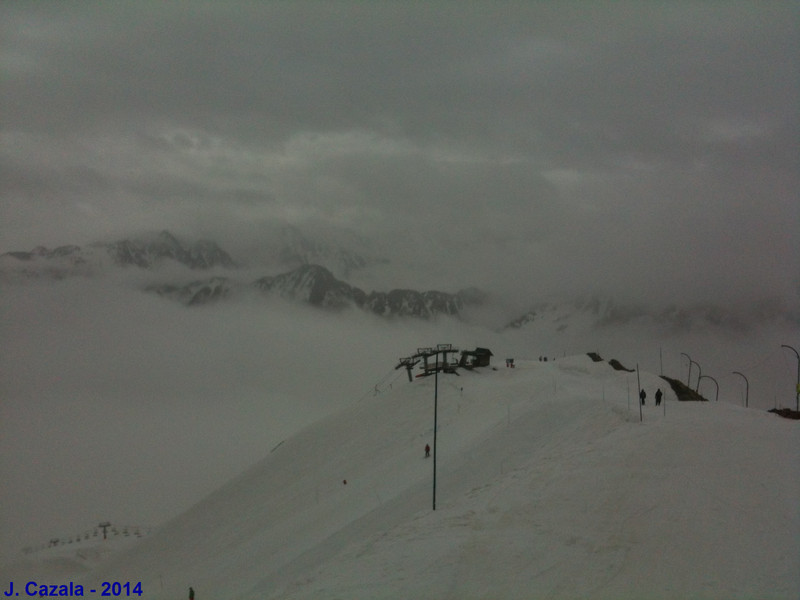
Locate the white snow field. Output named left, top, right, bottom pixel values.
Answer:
left=6, top=355, right=800, bottom=599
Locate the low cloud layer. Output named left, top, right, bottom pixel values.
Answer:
left=0, top=277, right=486, bottom=559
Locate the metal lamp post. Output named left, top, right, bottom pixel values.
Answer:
left=732, top=371, right=749, bottom=408
left=680, top=353, right=693, bottom=386
left=698, top=375, right=719, bottom=402
left=433, top=350, right=438, bottom=511
left=781, top=345, right=799, bottom=412
left=432, top=343, right=456, bottom=511
left=694, top=361, right=703, bottom=392
left=681, top=353, right=701, bottom=390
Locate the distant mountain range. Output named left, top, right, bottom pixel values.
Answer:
left=105, top=230, right=235, bottom=270
left=2, top=230, right=796, bottom=329
left=0, top=230, right=234, bottom=276
left=504, top=295, right=799, bottom=334
left=147, top=264, right=480, bottom=319
left=0, top=231, right=480, bottom=319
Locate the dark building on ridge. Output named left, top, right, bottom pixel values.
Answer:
left=459, top=347, right=493, bottom=368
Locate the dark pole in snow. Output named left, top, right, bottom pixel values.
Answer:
left=732, top=371, right=749, bottom=408
left=636, top=363, right=642, bottom=423
left=698, top=375, right=719, bottom=402
left=694, top=361, right=703, bottom=392
left=433, top=349, right=438, bottom=511
left=781, top=345, right=799, bottom=412
left=680, top=353, right=693, bottom=387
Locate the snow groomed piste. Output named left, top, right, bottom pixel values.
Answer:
left=9, top=354, right=800, bottom=599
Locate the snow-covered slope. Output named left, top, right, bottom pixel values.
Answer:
left=19, top=355, right=797, bottom=599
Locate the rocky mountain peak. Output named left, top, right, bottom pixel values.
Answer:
left=104, top=230, right=235, bottom=270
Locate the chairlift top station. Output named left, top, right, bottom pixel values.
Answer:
left=396, top=346, right=494, bottom=381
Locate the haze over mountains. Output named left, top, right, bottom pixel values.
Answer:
left=2, top=228, right=796, bottom=330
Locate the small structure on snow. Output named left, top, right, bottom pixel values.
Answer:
left=398, top=344, right=494, bottom=380
left=459, top=347, right=494, bottom=369
left=396, top=346, right=460, bottom=380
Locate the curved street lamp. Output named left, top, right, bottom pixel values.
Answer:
left=693, top=361, right=703, bottom=392
left=781, top=345, right=799, bottom=412
left=680, top=353, right=702, bottom=391
left=698, top=375, right=719, bottom=402
left=732, top=371, right=749, bottom=408
left=680, top=353, right=693, bottom=386
left=681, top=353, right=700, bottom=389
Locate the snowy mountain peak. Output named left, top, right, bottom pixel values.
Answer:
left=253, top=264, right=362, bottom=308
left=102, top=230, right=235, bottom=270
left=247, top=264, right=483, bottom=318
left=147, top=277, right=234, bottom=306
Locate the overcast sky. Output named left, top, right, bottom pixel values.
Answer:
left=1, top=1, right=798, bottom=306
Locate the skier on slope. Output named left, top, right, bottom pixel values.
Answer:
left=655, top=388, right=663, bottom=406
left=425, top=444, right=431, bottom=458
left=640, top=389, right=646, bottom=406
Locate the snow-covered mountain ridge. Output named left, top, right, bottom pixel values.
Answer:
left=148, top=265, right=479, bottom=318
left=505, top=294, right=799, bottom=335
left=1, top=231, right=479, bottom=319
left=103, top=230, right=235, bottom=270
left=2, top=231, right=797, bottom=329
left=0, top=230, right=234, bottom=278
left=9, top=354, right=796, bottom=598
left=0, top=227, right=372, bottom=281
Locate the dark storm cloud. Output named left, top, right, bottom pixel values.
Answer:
left=1, top=1, right=798, bottom=305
